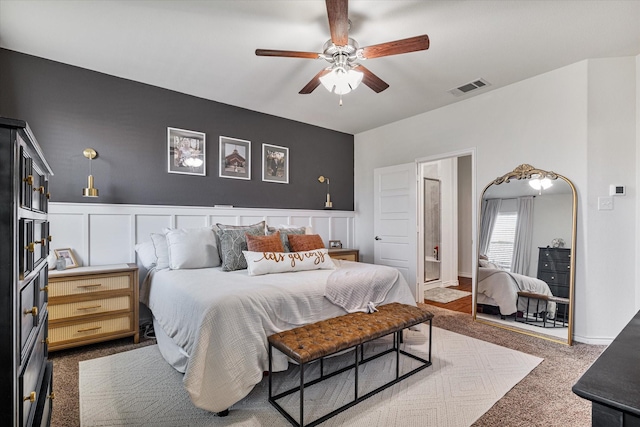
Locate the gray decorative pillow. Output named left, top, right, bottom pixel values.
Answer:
left=266, top=226, right=306, bottom=252
left=217, top=223, right=266, bottom=271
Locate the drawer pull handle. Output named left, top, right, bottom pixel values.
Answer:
left=41, top=337, right=49, bottom=344
left=24, top=392, right=36, bottom=402
left=34, top=185, right=45, bottom=194
left=24, top=306, right=38, bottom=317
left=77, top=304, right=102, bottom=311
left=25, top=242, right=34, bottom=253
left=40, top=285, right=48, bottom=293
left=48, top=392, right=55, bottom=400
left=78, top=326, right=102, bottom=333
left=77, top=283, right=102, bottom=289
left=48, top=235, right=52, bottom=242
left=46, top=192, right=51, bottom=200
left=23, top=175, right=33, bottom=186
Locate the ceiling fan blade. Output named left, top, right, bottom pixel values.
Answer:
left=360, top=34, right=430, bottom=59
left=355, top=65, right=389, bottom=93
left=326, top=0, right=349, bottom=46
left=255, top=49, right=320, bottom=59
left=299, top=68, right=332, bottom=94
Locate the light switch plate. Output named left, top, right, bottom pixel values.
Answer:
left=598, top=197, right=613, bottom=210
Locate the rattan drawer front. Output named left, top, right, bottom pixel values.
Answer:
left=49, top=295, right=131, bottom=321
left=49, top=314, right=132, bottom=345
left=330, top=253, right=357, bottom=261
left=49, top=274, right=130, bottom=297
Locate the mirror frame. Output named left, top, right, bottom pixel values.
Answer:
left=474, top=164, right=577, bottom=345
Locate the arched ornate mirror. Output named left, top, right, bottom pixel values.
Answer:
left=474, top=164, right=577, bottom=345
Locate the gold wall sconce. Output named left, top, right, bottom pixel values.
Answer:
left=318, top=175, right=332, bottom=209
left=82, top=148, right=99, bottom=198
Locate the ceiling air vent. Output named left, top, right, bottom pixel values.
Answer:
left=448, top=78, right=491, bottom=97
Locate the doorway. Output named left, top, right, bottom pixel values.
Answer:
left=417, top=151, right=475, bottom=315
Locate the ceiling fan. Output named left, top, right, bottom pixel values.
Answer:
left=255, top=0, right=429, bottom=103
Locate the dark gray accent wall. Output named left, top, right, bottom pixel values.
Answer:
left=0, top=49, right=354, bottom=210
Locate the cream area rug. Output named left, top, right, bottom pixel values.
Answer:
left=79, top=326, right=541, bottom=427
left=424, top=287, right=472, bottom=304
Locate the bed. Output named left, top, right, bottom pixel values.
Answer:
left=477, top=266, right=556, bottom=318
left=138, top=230, right=415, bottom=413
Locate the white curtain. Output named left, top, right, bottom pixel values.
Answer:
left=479, top=198, right=501, bottom=257
left=511, top=196, right=534, bottom=275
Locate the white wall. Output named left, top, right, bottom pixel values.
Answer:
left=355, top=57, right=638, bottom=342
left=457, top=156, right=473, bottom=278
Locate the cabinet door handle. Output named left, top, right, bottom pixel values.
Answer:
left=77, top=304, right=102, bottom=311
left=78, top=326, right=102, bottom=333
left=24, top=391, right=36, bottom=402
left=24, top=306, right=38, bottom=317
left=25, top=242, right=34, bottom=253
left=23, top=175, right=33, bottom=186
left=77, top=283, right=102, bottom=289
left=33, top=186, right=45, bottom=194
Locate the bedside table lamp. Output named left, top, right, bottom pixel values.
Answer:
left=82, top=148, right=99, bottom=197
left=318, top=175, right=332, bottom=209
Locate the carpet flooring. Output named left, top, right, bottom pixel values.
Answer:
left=79, top=326, right=541, bottom=426
left=49, top=304, right=605, bottom=427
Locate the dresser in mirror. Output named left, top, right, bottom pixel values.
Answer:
left=474, top=164, right=577, bottom=345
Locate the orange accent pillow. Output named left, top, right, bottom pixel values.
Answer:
left=288, top=234, right=325, bottom=252
left=245, top=231, right=285, bottom=253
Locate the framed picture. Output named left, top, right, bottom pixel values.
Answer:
left=262, top=143, right=289, bottom=184
left=329, top=240, right=343, bottom=249
left=54, top=248, right=79, bottom=269
left=167, top=127, right=206, bottom=176
left=219, top=136, right=251, bottom=180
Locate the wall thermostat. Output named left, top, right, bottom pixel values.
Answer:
left=609, top=185, right=626, bottom=196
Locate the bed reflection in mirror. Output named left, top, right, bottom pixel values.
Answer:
left=474, top=164, right=577, bottom=345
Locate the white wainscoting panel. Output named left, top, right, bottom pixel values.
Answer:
left=49, top=203, right=355, bottom=267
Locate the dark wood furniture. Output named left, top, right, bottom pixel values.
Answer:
left=0, top=118, right=54, bottom=426
left=573, top=310, right=640, bottom=426
left=537, top=247, right=571, bottom=316
left=48, top=263, right=139, bottom=351
left=268, top=303, right=433, bottom=427
left=327, top=248, right=359, bottom=262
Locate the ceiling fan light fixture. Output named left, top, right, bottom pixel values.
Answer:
left=319, top=67, right=363, bottom=95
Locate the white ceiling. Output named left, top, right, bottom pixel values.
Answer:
left=1, top=0, right=639, bottom=134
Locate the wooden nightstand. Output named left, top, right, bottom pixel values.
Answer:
left=47, top=263, right=139, bottom=351
left=328, top=248, right=359, bottom=262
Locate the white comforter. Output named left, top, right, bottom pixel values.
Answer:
left=141, top=260, right=415, bottom=413
left=477, top=267, right=556, bottom=316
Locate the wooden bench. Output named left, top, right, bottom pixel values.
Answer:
left=516, top=291, right=570, bottom=327
left=267, top=302, right=434, bottom=427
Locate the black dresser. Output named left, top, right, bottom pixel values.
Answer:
left=573, top=310, right=640, bottom=426
left=0, top=118, right=54, bottom=426
left=537, top=247, right=571, bottom=315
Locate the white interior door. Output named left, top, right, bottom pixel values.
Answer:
left=374, top=163, right=418, bottom=301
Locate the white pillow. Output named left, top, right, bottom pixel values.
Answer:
left=166, top=227, right=220, bottom=269
left=150, top=233, right=170, bottom=270
left=243, top=248, right=335, bottom=276
left=135, top=240, right=157, bottom=269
